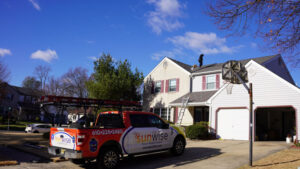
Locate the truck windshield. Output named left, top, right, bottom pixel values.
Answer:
left=96, top=114, right=125, bottom=129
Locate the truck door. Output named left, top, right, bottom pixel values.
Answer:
left=148, top=115, right=173, bottom=149
left=122, top=114, right=160, bottom=154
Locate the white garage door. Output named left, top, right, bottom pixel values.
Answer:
left=217, top=109, right=249, bottom=140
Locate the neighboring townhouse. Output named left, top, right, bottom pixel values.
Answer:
left=0, top=83, right=42, bottom=121
left=144, top=54, right=300, bottom=141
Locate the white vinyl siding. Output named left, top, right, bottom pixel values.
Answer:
left=210, top=61, right=300, bottom=140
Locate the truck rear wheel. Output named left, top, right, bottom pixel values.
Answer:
left=97, top=147, right=119, bottom=169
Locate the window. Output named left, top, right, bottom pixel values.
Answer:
left=153, top=108, right=169, bottom=120
left=96, top=114, right=125, bottom=128
left=19, top=95, right=24, bottom=102
left=206, top=75, right=216, bottom=90
left=130, top=114, right=151, bottom=127
left=154, top=81, right=161, bottom=93
left=148, top=115, right=166, bottom=128
left=169, top=79, right=176, bottom=92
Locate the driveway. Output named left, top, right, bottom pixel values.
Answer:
left=117, top=140, right=290, bottom=169
left=1, top=138, right=290, bottom=169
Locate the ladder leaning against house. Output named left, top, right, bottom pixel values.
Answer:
left=176, top=96, right=189, bottom=125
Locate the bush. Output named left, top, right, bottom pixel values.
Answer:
left=186, top=122, right=209, bottom=139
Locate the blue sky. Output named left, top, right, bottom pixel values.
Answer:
left=0, top=0, right=299, bottom=86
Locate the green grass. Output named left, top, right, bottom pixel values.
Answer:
left=0, top=121, right=31, bottom=131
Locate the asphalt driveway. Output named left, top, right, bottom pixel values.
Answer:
left=117, top=140, right=290, bottom=169
left=0, top=134, right=290, bottom=169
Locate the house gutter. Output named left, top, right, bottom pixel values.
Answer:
left=192, top=70, right=221, bottom=76
left=169, top=102, right=207, bottom=107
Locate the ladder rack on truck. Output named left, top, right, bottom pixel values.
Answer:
left=39, top=95, right=142, bottom=126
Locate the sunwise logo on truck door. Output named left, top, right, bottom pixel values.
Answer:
left=134, top=131, right=168, bottom=144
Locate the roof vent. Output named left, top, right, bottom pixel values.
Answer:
left=198, top=54, right=204, bottom=67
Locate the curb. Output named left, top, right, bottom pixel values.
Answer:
left=0, top=160, right=18, bottom=166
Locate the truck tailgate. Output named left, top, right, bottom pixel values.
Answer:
left=50, top=127, right=77, bottom=150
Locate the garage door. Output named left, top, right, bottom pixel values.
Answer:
left=217, top=109, right=249, bottom=140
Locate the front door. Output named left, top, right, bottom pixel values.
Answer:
left=194, top=106, right=209, bottom=123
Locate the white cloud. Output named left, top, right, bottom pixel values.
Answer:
left=168, top=32, right=243, bottom=54
left=28, top=0, right=41, bottom=11
left=146, top=0, right=184, bottom=34
left=151, top=48, right=182, bottom=60
left=251, top=42, right=257, bottom=48
left=30, top=49, right=58, bottom=62
left=87, top=40, right=95, bottom=44
left=0, top=48, right=11, bottom=57
left=88, top=56, right=98, bottom=61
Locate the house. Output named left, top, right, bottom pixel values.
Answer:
left=143, top=54, right=300, bottom=141
left=0, top=83, right=42, bottom=121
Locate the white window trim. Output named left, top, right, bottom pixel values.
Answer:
left=169, top=79, right=177, bottom=92
left=206, top=75, right=216, bottom=90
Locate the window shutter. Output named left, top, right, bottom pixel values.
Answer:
left=165, top=80, right=169, bottom=92
left=151, top=82, right=154, bottom=94
left=202, top=75, right=206, bottom=90
left=176, top=78, right=179, bottom=92
left=216, top=74, right=220, bottom=89
left=161, top=80, right=164, bottom=93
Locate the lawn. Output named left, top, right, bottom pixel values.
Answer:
left=0, top=121, right=33, bottom=131
left=239, top=148, right=300, bottom=169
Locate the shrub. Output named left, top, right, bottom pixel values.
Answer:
left=186, top=121, right=209, bottom=139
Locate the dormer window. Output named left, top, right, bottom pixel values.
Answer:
left=206, top=75, right=216, bottom=89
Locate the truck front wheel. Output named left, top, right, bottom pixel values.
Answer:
left=97, top=147, right=120, bottom=169
left=171, top=137, right=185, bottom=156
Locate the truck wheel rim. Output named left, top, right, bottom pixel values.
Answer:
left=103, top=151, right=118, bottom=168
left=175, top=140, right=184, bottom=153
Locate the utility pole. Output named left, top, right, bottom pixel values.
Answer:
left=249, top=83, right=253, bottom=166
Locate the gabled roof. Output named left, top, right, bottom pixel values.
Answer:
left=170, top=90, right=217, bottom=105
left=168, top=58, right=192, bottom=73
left=192, top=54, right=279, bottom=74
left=145, top=54, right=279, bottom=80
left=144, top=57, right=192, bottom=80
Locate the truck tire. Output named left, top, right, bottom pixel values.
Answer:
left=97, top=147, right=120, bottom=169
left=171, top=136, right=185, bottom=156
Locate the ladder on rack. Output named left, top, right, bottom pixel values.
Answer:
left=176, top=96, right=189, bottom=125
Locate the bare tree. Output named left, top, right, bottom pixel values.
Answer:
left=0, top=60, right=10, bottom=84
left=206, top=0, right=299, bottom=66
left=61, top=67, right=89, bottom=98
left=34, top=65, right=51, bottom=91
left=45, top=76, right=63, bottom=96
